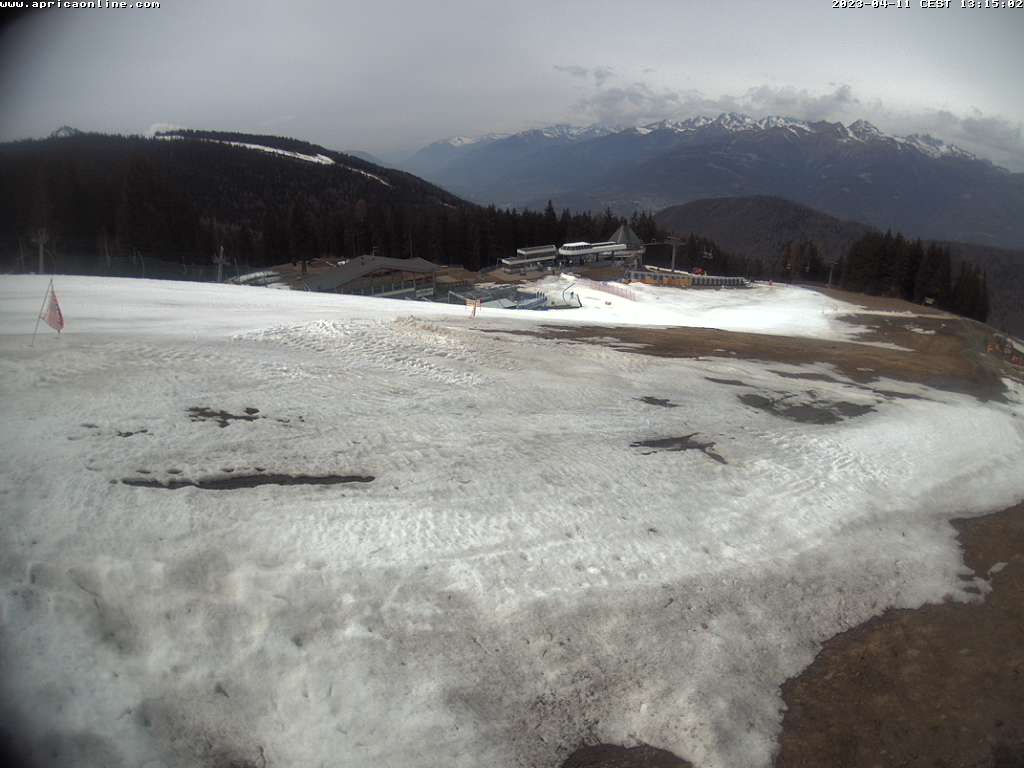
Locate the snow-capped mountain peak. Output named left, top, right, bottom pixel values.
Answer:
left=638, top=116, right=715, bottom=134
left=714, top=112, right=759, bottom=131
left=536, top=123, right=611, bottom=140
left=757, top=115, right=813, bottom=133
left=639, top=118, right=691, bottom=133
left=848, top=119, right=883, bottom=141
left=904, top=133, right=976, bottom=161
left=640, top=114, right=813, bottom=136
left=429, top=113, right=975, bottom=162
left=444, top=135, right=503, bottom=147
left=433, top=124, right=611, bottom=149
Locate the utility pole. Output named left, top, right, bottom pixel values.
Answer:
left=215, top=245, right=227, bottom=282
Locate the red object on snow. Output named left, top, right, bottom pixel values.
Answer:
left=41, top=283, right=64, bottom=333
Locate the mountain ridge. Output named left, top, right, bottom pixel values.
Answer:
left=0, top=127, right=661, bottom=276
left=400, top=113, right=1024, bottom=249
left=655, top=195, right=1024, bottom=336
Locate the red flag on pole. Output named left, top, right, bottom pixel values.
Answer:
left=41, top=282, right=64, bottom=333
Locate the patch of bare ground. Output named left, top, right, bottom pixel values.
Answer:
left=121, top=473, right=374, bottom=490
left=560, top=743, right=692, bottom=768
left=517, top=291, right=1022, bottom=767
left=488, top=302, right=1017, bottom=401
left=557, top=503, right=1024, bottom=768
left=630, top=434, right=727, bottom=464
left=810, top=285, right=951, bottom=315
left=636, top=396, right=679, bottom=408
left=737, top=393, right=874, bottom=424
left=776, top=502, right=1024, bottom=768
left=187, top=406, right=261, bottom=428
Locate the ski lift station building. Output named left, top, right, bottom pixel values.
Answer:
left=500, top=223, right=646, bottom=273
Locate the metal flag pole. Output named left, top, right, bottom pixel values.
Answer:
left=30, top=278, right=53, bottom=347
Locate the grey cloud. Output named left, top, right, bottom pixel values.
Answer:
left=829, top=103, right=1024, bottom=170
left=573, top=81, right=685, bottom=125
left=257, top=115, right=297, bottom=129
left=555, top=64, right=616, bottom=88
left=959, top=113, right=1022, bottom=156
left=1, top=1, right=1020, bottom=168
left=580, top=83, right=862, bottom=126
left=890, top=110, right=1024, bottom=170
left=574, top=79, right=1024, bottom=171
left=592, top=66, right=615, bottom=87
left=738, top=84, right=859, bottom=121
left=554, top=64, right=590, bottom=79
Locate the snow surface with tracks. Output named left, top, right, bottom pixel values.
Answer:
left=1, top=275, right=1022, bottom=768
left=529, top=274, right=869, bottom=341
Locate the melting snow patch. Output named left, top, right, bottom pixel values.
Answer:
left=1, top=274, right=1023, bottom=768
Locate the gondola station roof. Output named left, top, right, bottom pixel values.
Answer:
left=608, top=223, right=644, bottom=250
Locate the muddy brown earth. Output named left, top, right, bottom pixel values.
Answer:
left=490, top=307, right=1018, bottom=401
left=776, top=502, right=1024, bottom=768
left=187, top=405, right=263, bottom=428
left=537, top=294, right=1024, bottom=768
left=121, top=472, right=374, bottom=490
left=636, top=396, right=680, bottom=408
left=630, top=434, right=727, bottom=464
left=561, top=743, right=693, bottom=768
left=737, top=393, right=875, bottom=424
left=560, top=503, right=1024, bottom=768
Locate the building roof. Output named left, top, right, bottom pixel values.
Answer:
left=303, top=255, right=440, bottom=291
left=502, top=254, right=557, bottom=266
left=516, top=244, right=558, bottom=256
left=608, top=223, right=644, bottom=249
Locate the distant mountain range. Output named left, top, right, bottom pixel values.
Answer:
left=656, top=195, right=1024, bottom=336
left=403, top=124, right=612, bottom=187
left=401, top=113, right=1024, bottom=250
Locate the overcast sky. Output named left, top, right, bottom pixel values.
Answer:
left=1, top=0, right=1022, bottom=168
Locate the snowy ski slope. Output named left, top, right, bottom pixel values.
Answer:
left=1, top=275, right=1022, bottom=768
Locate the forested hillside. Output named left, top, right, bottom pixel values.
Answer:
left=656, top=197, right=873, bottom=267
left=0, top=131, right=662, bottom=277
left=837, top=232, right=990, bottom=322
left=656, top=196, right=1023, bottom=335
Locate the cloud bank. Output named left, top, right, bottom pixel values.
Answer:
left=555, top=68, right=1024, bottom=171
